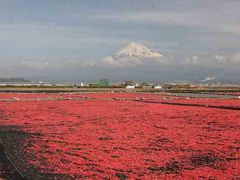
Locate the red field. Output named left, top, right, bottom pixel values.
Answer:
left=0, top=93, right=239, bottom=179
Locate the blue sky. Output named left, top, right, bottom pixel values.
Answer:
left=0, top=0, right=240, bottom=82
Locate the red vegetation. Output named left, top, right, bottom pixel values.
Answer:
left=0, top=93, right=239, bottom=179
left=0, top=92, right=169, bottom=100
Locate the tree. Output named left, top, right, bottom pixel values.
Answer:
left=97, top=79, right=109, bottom=87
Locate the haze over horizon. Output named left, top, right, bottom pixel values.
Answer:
left=0, top=0, right=240, bottom=82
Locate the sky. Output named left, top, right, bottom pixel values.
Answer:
left=0, top=0, right=240, bottom=82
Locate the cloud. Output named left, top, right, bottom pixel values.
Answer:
left=217, top=24, right=240, bottom=36
left=0, top=23, right=131, bottom=58
left=184, top=56, right=199, bottom=65
left=71, top=12, right=199, bottom=27
left=214, top=54, right=226, bottom=62
left=96, top=56, right=168, bottom=68
left=183, top=52, right=240, bottom=68
left=97, top=49, right=240, bottom=70
left=71, top=8, right=240, bottom=37
left=213, top=52, right=240, bottom=65
left=230, top=51, right=240, bottom=63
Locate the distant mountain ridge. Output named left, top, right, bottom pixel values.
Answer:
left=0, top=78, right=30, bottom=82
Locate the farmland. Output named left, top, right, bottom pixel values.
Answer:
left=0, top=92, right=239, bottom=179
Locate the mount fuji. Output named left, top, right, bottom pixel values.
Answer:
left=115, top=42, right=163, bottom=59
left=98, top=42, right=166, bottom=67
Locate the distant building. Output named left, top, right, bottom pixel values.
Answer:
left=138, top=82, right=152, bottom=89
left=153, top=85, right=162, bottom=89
left=126, top=85, right=135, bottom=89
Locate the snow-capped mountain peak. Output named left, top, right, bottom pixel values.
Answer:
left=115, top=42, right=162, bottom=59
left=97, top=42, right=167, bottom=68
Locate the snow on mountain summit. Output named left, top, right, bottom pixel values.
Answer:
left=115, top=42, right=163, bottom=59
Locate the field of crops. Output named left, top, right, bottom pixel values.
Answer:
left=0, top=92, right=239, bottom=179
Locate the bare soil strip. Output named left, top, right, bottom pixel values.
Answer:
left=138, top=100, right=240, bottom=111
